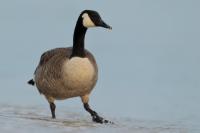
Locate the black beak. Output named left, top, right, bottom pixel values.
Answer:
left=99, top=20, right=112, bottom=30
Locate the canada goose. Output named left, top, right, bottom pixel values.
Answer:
left=28, top=10, right=112, bottom=124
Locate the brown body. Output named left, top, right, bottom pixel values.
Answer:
left=34, top=47, right=98, bottom=101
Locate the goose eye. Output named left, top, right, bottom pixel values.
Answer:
left=90, top=14, right=101, bottom=23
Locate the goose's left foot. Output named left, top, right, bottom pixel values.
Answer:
left=83, top=103, right=113, bottom=124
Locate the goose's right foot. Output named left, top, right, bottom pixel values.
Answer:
left=50, top=102, right=56, bottom=119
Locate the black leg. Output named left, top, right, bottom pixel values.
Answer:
left=50, top=102, right=56, bottom=119
left=83, top=103, right=111, bottom=124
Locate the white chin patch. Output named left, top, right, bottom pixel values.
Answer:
left=82, top=13, right=95, bottom=28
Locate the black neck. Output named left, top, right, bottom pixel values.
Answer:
left=71, top=18, right=87, bottom=58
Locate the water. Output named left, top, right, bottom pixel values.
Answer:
left=0, top=104, right=199, bottom=133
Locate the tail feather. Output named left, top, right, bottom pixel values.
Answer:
left=28, top=79, right=35, bottom=86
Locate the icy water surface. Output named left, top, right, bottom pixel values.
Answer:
left=0, top=104, right=199, bottom=133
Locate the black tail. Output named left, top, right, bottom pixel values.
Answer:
left=28, top=79, right=35, bottom=86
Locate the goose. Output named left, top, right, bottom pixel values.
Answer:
left=28, top=10, right=112, bottom=124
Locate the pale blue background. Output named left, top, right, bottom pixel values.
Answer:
left=0, top=0, right=200, bottom=122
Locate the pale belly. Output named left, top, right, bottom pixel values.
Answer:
left=62, top=57, right=96, bottom=92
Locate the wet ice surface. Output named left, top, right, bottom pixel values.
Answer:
left=0, top=105, right=199, bottom=133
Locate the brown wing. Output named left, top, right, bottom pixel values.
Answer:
left=39, top=48, right=72, bottom=66
left=34, top=47, right=97, bottom=75
left=34, top=47, right=72, bottom=74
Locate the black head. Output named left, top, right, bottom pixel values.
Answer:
left=80, top=10, right=112, bottom=29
